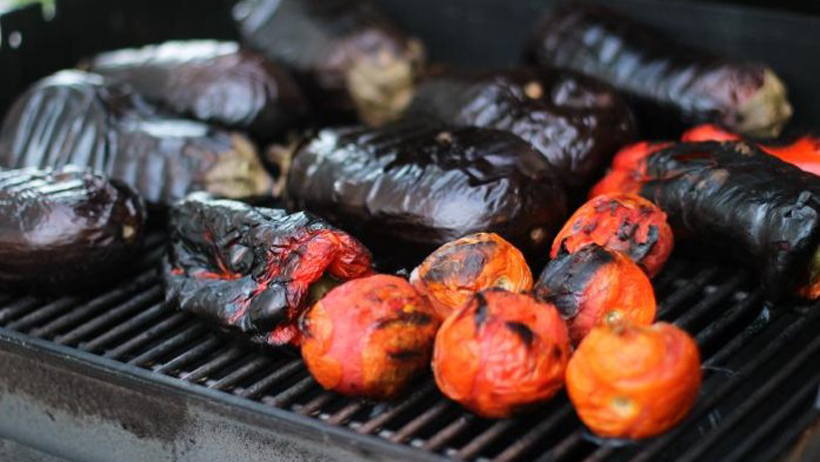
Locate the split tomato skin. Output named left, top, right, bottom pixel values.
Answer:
left=410, top=232, right=533, bottom=319
left=534, top=244, right=656, bottom=345
left=432, top=289, right=570, bottom=419
left=552, top=193, right=674, bottom=277
left=566, top=322, right=702, bottom=439
left=301, top=274, right=440, bottom=400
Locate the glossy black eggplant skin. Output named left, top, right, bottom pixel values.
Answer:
left=286, top=122, right=568, bottom=260
left=162, top=193, right=373, bottom=348
left=0, top=71, right=272, bottom=206
left=86, top=41, right=309, bottom=141
left=640, top=141, right=820, bottom=302
left=525, top=3, right=791, bottom=138
left=0, top=167, right=146, bottom=291
left=404, top=68, right=636, bottom=187
left=235, top=0, right=424, bottom=125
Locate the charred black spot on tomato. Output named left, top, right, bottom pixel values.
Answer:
left=640, top=141, right=820, bottom=302
left=375, top=311, right=434, bottom=329
left=552, top=345, right=563, bottom=360
left=505, top=321, right=535, bottom=348
left=0, top=167, right=146, bottom=292
left=533, top=244, right=614, bottom=318
left=425, top=240, right=496, bottom=284
left=388, top=349, right=424, bottom=361
left=162, top=193, right=372, bottom=348
left=473, top=292, right=490, bottom=329
left=0, top=71, right=272, bottom=206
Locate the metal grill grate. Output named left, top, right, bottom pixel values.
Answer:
left=0, top=232, right=818, bottom=462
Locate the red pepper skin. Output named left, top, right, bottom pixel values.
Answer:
left=589, top=142, right=670, bottom=199
left=683, top=123, right=820, bottom=177
left=301, top=275, right=440, bottom=400
left=432, top=289, right=570, bottom=419
left=534, top=244, right=656, bottom=345
left=163, top=193, right=373, bottom=348
left=410, top=233, right=533, bottom=320
left=552, top=193, right=673, bottom=278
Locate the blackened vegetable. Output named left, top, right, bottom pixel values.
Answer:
left=235, top=0, right=424, bottom=125
left=85, top=41, right=309, bottom=141
left=404, top=69, right=635, bottom=187
left=301, top=274, right=440, bottom=400
left=526, top=3, right=792, bottom=137
left=0, top=71, right=272, bottom=206
left=286, top=122, right=568, bottom=259
left=0, top=167, right=145, bottom=291
left=639, top=141, right=820, bottom=301
left=162, top=193, right=373, bottom=348
left=534, top=244, right=655, bottom=345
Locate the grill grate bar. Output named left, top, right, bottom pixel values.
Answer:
left=695, top=290, right=765, bottom=350
left=456, top=421, right=515, bottom=460
left=673, top=271, right=749, bottom=329
left=422, top=414, right=474, bottom=452
left=327, top=402, right=365, bottom=426
left=535, top=431, right=585, bottom=462
left=80, top=299, right=168, bottom=351
left=31, top=270, right=158, bottom=338
left=656, top=267, right=721, bottom=319
left=703, top=307, right=776, bottom=368
left=209, top=356, right=273, bottom=391
left=0, top=297, right=42, bottom=325
left=356, top=382, right=438, bottom=435
left=179, top=346, right=246, bottom=383
left=391, top=401, right=455, bottom=444
left=6, top=297, right=82, bottom=332
left=103, top=311, right=190, bottom=360
left=236, top=359, right=304, bottom=399
left=677, top=334, right=820, bottom=462
left=154, top=334, right=223, bottom=374
left=58, top=286, right=163, bottom=346
left=297, top=392, right=337, bottom=416
left=127, top=322, right=210, bottom=367
left=624, top=310, right=820, bottom=462
left=492, top=405, right=575, bottom=462
left=264, top=374, right=315, bottom=408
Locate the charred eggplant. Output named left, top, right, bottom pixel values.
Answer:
left=286, top=122, right=568, bottom=260
left=0, top=71, right=272, bottom=206
left=162, top=193, right=373, bottom=348
left=404, top=69, right=635, bottom=187
left=235, top=0, right=424, bottom=125
left=639, top=141, right=820, bottom=302
left=85, top=41, right=309, bottom=141
left=0, top=167, right=145, bottom=291
left=526, top=3, right=792, bottom=137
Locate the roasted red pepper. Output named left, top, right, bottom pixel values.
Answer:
left=301, top=274, right=440, bottom=400
left=589, top=141, right=670, bottom=199
left=432, top=289, right=570, bottom=418
left=567, top=322, right=702, bottom=439
left=410, top=233, right=533, bottom=320
left=552, top=193, right=673, bottom=278
left=163, top=193, right=373, bottom=348
left=683, top=123, right=820, bottom=177
left=534, top=244, right=656, bottom=345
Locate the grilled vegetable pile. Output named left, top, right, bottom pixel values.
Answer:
left=527, top=3, right=792, bottom=137
left=162, top=193, right=373, bottom=348
left=0, top=167, right=145, bottom=291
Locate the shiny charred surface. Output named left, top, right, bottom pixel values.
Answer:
left=410, top=233, right=533, bottom=320
left=0, top=167, right=145, bottom=291
left=0, top=71, right=272, bottom=206
left=235, top=0, right=424, bottom=125
left=640, top=141, right=820, bottom=302
left=86, top=41, right=309, bottom=141
left=567, top=322, right=702, bottom=440
left=552, top=193, right=674, bottom=277
left=432, top=289, right=570, bottom=419
left=534, top=244, right=656, bottom=345
left=526, top=3, right=792, bottom=137
left=286, top=122, right=568, bottom=260
left=162, top=193, right=373, bottom=348
left=404, top=68, right=636, bottom=187
left=301, top=274, right=440, bottom=400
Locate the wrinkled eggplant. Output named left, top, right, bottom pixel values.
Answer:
left=85, top=41, right=309, bottom=141
left=286, top=122, right=568, bottom=260
left=162, top=193, right=373, bottom=348
left=0, top=167, right=146, bottom=291
left=404, top=69, right=635, bottom=187
left=235, top=0, right=424, bottom=125
left=526, top=3, right=792, bottom=137
left=639, top=141, right=820, bottom=302
left=0, top=71, right=272, bottom=206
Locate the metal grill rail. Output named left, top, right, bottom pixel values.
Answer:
left=0, top=233, right=818, bottom=462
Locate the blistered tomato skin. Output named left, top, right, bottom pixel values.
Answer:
left=566, top=322, right=702, bottom=439
left=589, top=141, right=670, bottom=199
left=534, top=244, right=656, bottom=345
left=552, top=193, right=674, bottom=277
left=432, top=289, right=570, bottom=419
left=410, top=233, right=533, bottom=319
left=301, top=275, right=440, bottom=400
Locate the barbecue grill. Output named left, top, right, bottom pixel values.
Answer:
left=1, top=0, right=819, bottom=461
